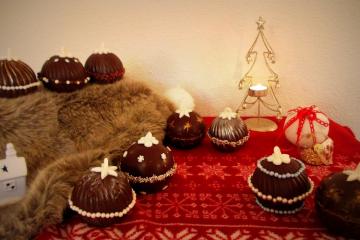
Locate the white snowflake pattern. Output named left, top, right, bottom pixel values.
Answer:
left=138, top=132, right=159, bottom=147
left=137, top=155, right=145, bottom=163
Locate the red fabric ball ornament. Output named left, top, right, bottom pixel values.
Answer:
left=284, top=106, right=329, bottom=147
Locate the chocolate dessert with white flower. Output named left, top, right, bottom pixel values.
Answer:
left=38, top=49, right=89, bottom=92
left=315, top=163, right=360, bottom=238
left=118, top=132, right=176, bottom=194
left=208, top=107, right=249, bottom=151
left=248, top=146, right=314, bottom=214
left=69, top=158, right=136, bottom=227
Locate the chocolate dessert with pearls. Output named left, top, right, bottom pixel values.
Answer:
left=119, top=132, right=176, bottom=194
left=165, top=107, right=206, bottom=149
left=69, top=158, right=136, bottom=227
left=38, top=52, right=89, bottom=92
left=315, top=163, right=360, bottom=238
left=85, top=46, right=125, bottom=84
left=0, top=58, right=40, bottom=98
left=208, top=107, right=249, bottom=151
left=248, top=146, right=313, bottom=214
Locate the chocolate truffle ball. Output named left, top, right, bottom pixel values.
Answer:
left=38, top=55, right=89, bottom=92
left=85, top=52, right=125, bottom=84
left=69, top=158, right=136, bottom=227
left=248, top=146, right=314, bottom=214
left=0, top=59, right=40, bottom=98
left=165, top=109, right=206, bottom=149
left=208, top=107, right=249, bottom=151
left=315, top=164, right=360, bottom=238
left=119, top=132, right=176, bottom=194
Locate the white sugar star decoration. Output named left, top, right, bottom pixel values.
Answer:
left=91, top=158, right=118, bottom=180
left=138, top=132, right=159, bottom=147
left=343, top=163, right=360, bottom=182
left=137, top=155, right=145, bottom=163
left=219, top=107, right=237, bottom=120
left=161, top=153, right=167, bottom=160
left=267, top=146, right=290, bottom=165
left=175, top=107, right=192, bottom=118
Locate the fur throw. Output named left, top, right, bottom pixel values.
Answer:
left=0, top=79, right=173, bottom=240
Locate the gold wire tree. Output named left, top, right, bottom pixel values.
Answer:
left=237, top=17, right=282, bottom=131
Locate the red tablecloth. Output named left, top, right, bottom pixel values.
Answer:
left=37, top=117, right=360, bottom=240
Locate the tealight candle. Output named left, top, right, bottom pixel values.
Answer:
left=248, top=84, right=268, bottom=97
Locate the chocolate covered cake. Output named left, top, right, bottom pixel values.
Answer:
left=119, top=132, right=176, bottom=194
left=248, top=146, right=314, bottom=214
left=315, top=164, right=360, bottom=238
left=69, top=158, right=136, bottom=227
left=165, top=109, right=206, bottom=149
left=0, top=59, right=40, bottom=98
left=208, top=107, right=249, bottom=151
left=38, top=55, right=89, bottom=92
left=85, top=51, right=125, bottom=84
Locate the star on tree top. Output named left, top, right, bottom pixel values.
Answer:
left=138, top=132, right=159, bottom=147
left=256, top=16, right=266, bottom=30
left=91, top=158, right=118, bottom=180
left=343, top=163, right=360, bottom=182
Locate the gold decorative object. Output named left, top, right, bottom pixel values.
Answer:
left=236, top=17, right=282, bottom=132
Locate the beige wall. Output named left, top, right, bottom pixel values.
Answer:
left=1, top=0, right=360, bottom=138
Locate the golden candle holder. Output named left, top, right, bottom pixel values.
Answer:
left=236, top=17, right=282, bottom=132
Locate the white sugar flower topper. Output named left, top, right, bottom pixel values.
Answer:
left=176, top=107, right=192, bottom=118
left=343, top=163, right=360, bottom=182
left=219, top=107, right=237, bottom=120
left=138, top=132, right=159, bottom=147
left=267, top=146, right=291, bottom=165
left=91, top=158, right=118, bottom=180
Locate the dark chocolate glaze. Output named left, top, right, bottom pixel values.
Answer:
left=0, top=59, right=39, bottom=98
left=120, top=143, right=174, bottom=177
left=316, top=172, right=360, bottom=238
left=208, top=116, right=248, bottom=151
left=165, top=111, right=206, bottom=148
left=251, top=158, right=311, bottom=212
left=71, top=171, right=133, bottom=227
left=85, top=52, right=125, bottom=83
left=118, top=142, right=175, bottom=193
left=38, top=55, right=88, bottom=92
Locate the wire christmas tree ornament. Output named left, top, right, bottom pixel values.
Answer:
left=236, top=17, right=282, bottom=132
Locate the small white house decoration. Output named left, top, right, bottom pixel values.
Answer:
left=0, top=143, right=27, bottom=205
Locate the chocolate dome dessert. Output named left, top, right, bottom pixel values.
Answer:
left=0, top=59, right=40, bottom=98
left=165, top=109, right=206, bottom=149
left=208, top=107, right=249, bottom=151
left=69, top=158, right=136, bottom=227
left=315, top=163, right=360, bottom=238
left=248, top=146, right=314, bottom=214
left=119, top=132, right=176, bottom=194
left=38, top=54, right=89, bottom=92
left=85, top=50, right=125, bottom=84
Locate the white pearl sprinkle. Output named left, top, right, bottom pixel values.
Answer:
left=123, top=151, right=128, bottom=158
left=65, top=58, right=70, bottom=63
left=54, top=80, right=59, bottom=84
left=66, top=80, right=70, bottom=84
